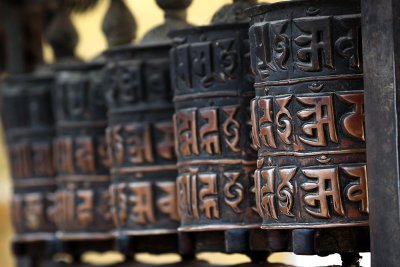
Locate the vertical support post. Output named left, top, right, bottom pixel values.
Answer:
left=362, top=0, right=400, bottom=266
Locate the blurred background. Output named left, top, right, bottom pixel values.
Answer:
left=0, top=0, right=371, bottom=266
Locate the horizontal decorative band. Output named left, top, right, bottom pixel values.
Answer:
left=57, top=120, right=107, bottom=129
left=56, top=231, right=113, bottom=241
left=177, top=159, right=256, bottom=168
left=261, top=221, right=368, bottom=230
left=114, top=229, right=178, bottom=236
left=13, top=177, right=55, bottom=188
left=259, top=148, right=366, bottom=157
left=56, top=175, right=110, bottom=183
left=13, top=233, right=55, bottom=243
left=173, top=91, right=254, bottom=102
left=255, top=74, right=364, bottom=87
left=178, top=223, right=260, bottom=232
left=7, top=127, right=54, bottom=138
left=111, top=165, right=177, bottom=175
left=109, top=104, right=173, bottom=116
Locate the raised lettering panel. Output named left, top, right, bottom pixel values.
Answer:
left=253, top=163, right=368, bottom=225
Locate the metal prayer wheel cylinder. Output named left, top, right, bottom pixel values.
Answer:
left=170, top=24, right=261, bottom=253
left=104, top=43, right=180, bottom=253
left=2, top=75, right=57, bottom=255
left=248, top=0, right=368, bottom=229
left=53, top=63, right=113, bottom=253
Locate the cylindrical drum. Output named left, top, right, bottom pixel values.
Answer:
left=2, top=75, right=57, bottom=253
left=53, top=63, right=113, bottom=252
left=248, top=0, right=368, bottom=229
left=104, top=43, right=179, bottom=253
left=170, top=24, right=260, bottom=252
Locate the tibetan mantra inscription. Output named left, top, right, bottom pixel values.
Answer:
left=54, top=63, right=113, bottom=240
left=170, top=24, right=260, bottom=230
left=2, top=76, right=57, bottom=242
left=104, top=44, right=179, bottom=236
left=248, top=0, right=368, bottom=228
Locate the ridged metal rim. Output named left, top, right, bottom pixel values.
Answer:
left=169, top=22, right=249, bottom=39
left=245, top=0, right=360, bottom=18
left=53, top=61, right=105, bottom=72
left=103, top=41, right=172, bottom=57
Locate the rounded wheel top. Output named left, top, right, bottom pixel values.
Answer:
left=156, top=0, right=193, bottom=10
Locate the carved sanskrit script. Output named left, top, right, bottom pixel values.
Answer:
left=54, top=136, right=110, bottom=174
left=9, top=142, right=55, bottom=178
left=111, top=182, right=179, bottom=226
left=174, top=38, right=239, bottom=89
left=57, top=185, right=111, bottom=229
left=249, top=10, right=367, bottom=226
left=107, top=122, right=176, bottom=166
left=250, top=15, right=362, bottom=79
left=174, top=106, right=242, bottom=157
left=178, top=169, right=252, bottom=220
left=255, top=164, right=368, bottom=220
left=251, top=92, right=365, bottom=151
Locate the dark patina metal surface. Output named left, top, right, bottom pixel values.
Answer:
left=170, top=23, right=264, bottom=255
left=141, top=0, right=193, bottom=44
left=211, top=0, right=257, bottom=24
left=53, top=62, right=113, bottom=256
left=248, top=0, right=367, bottom=229
left=103, top=43, right=180, bottom=254
left=2, top=75, right=57, bottom=258
left=361, top=0, right=400, bottom=266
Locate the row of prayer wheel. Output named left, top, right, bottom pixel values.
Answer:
left=2, top=0, right=370, bottom=264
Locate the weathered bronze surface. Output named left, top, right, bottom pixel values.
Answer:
left=103, top=43, right=180, bottom=254
left=53, top=62, right=113, bottom=254
left=170, top=23, right=262, bottom=254
left=247, top=0, right=368, bottom=229
left=2, top=75, right=57, bottom=256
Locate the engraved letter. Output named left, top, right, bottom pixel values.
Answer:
left=294, top=16, right=334, bottom=72
left=24, top=193, right=43, bottom=230
left=275, top=95, right=293, bottom=144
left=107, top=126, right=124, bottom=166
left=335, top=15, right=362, bottom=69
left=199, top=173, right=219, bottom=219
left=32, top=142, right=54, bottom=177
left=199, top=108, right=221, bottom=155
left=277, top=167, right=296, bottom=217
left=343, top=165, right=368, bottom=214
left=77, top=190, right=93, bottom=227
left=259, top=98, right=277, bottom=148
left=157, top=182, right=179, bottom=221
left=223, top=106, right=241, bottom=153
left=260, top=168, right=278, bottom=220
left=129, top=182, right=156, bottom=224
left=301, top=167, right=345, bottom=218
left=54, top=138, right=74, bottom=173
left=75, top=137, right=96, bottom=173
left=155, top=122, right=176, bottom=160
left=126, top=124, right=154, bottom=164
left=297, top=95, right=338, bottom=146
left=223, top=172, right=244, bottom=213
left=338, top=93, right=365, bottom=141
left=175, top=110, right=199, bottom=156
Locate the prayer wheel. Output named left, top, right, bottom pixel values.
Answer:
left=170, top=23, right=263, bottom=255
left=103, top=0, right=193, bottom=256
left=2, top=75, right=57, bottom=258
left=104, top=43, right=181, bottom=254
left=248, top=0, right=369, bottom=255
left=53, top=62, right=114, bottom=256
